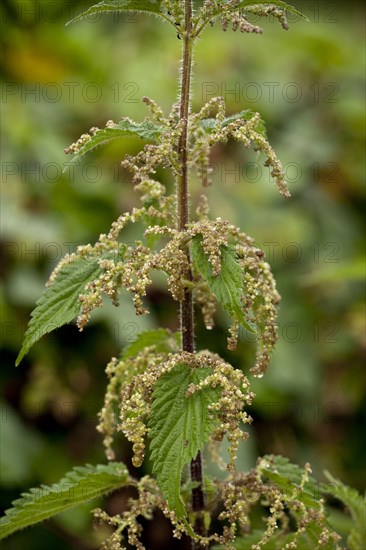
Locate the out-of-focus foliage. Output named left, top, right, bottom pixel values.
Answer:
left=1, top=0, right=364, bottom=547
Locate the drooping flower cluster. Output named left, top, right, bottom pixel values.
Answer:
left=185, top=352, right=254, bottom=471
left=97, top=331, right=180, bottom=461
left=186, top=217, right=281, bottom=376
left=191, top=97, right=290, bottom=197
left=218, top=459, right=343, bottom=549
left=195, top=0, right=290, bottom=35
left=98, top=345, right=254, bottom=476
left=93, top=476, right=162, bottom=550
left=48, top=207, right=280, bottom=374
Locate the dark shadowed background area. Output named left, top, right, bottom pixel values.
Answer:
left=1, top=0, right=365, bottom=547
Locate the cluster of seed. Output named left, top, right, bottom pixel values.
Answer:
left=67, top=202, right=183, bottom=327
left=195, top=193, right=210, bottom=220
left=64, top=132, right=91, bottom=155
left=247, top=127, right=291, bottom=198
left=64, top=119, right=119, bottom=155
left=106, top=205, right=167, bottom=242
left=142, top=225, right=193, bottom=301
left=196, top=143, right=213, bottom=186
left=119, top=351, right=166, bottom=468
left=192, top=96, right=226, bottom=125
left=194, top=281, right=217, bottom=329
left=218, top=112, right=290, bottom=197
left=48, top=212, right=279, bottom=376
left=151, top=232, right=191, bottom=301
left=188, top=217, right=231, bottom=275
left=77, top=241, right=153, bottom=328
left=195, top=1, right=290, bottom=36
left=218, top=471, right=258, bottom=544
left=68, top=206, right=169, bottom=327
left=93, top=473, right=205, bottom=549
left=227, top=321, right=240, bottom=351
left=121, top=143, right=171, bottom=192
left=256, top=458, right=342, bottom=549
left=97, top=355, right=122, bottom=460
left=190, top=96, right=225, bottom=185
left=245, top=4, right=290, bottom=31
left=46, top=252, right=77, bottom=286
left=235, top=241, right=281, bottom=377
left=134, top=178, right=166, bottom=203
left=92, top=462, right=342, bottom=550
left=142, top=96, right=167, bottom=124
left=118, top=351, right=198, bottom=467
left=218, top=461, right=342, bottom=550
left=221, top=12, right=263, bottom=34
left=98, top=349, right=163, bottom=460
left=121, top=243, right=154, bottom=316
left=184, top=218, right=280, bottom=375
left=93, top=476, right=161, bottom=550
left=189, top=98, right=290, bottom=197
left=196, top=0, right=248, bottom=32
left=186, top=352, right=254, bottom=471
left=121, top=100, right=184, bottom=193
left=196, top=0, right=223, bottom=25
left=120, top=146, right=176, bottom=223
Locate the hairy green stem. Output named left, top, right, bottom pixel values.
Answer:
left=178, top=1, right=207, bottom=547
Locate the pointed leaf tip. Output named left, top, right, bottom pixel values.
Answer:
left=16, top=255, right=104, bottom=365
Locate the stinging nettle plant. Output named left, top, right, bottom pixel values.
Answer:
left=1, top=1, right=365, bottom=549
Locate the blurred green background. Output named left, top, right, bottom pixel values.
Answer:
left=1, top=0, right=365, bottom=548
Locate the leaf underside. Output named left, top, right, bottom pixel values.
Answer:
left=190, top=236, right=256, bottom=333
left=148, top=363, right=221, bottom=519
left=16, top=256, right=103, bottom=365
left=66, top=0, right=165, bottom=26
left=0, top=462, right=130, bottom=540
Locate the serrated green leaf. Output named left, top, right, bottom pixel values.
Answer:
left=0, top=462, right=131, bottom=540
left=259, top=454, right=321, bottom=509
left=200, top=109, right=266, bottom=137
left=148, top=363, right=221, bottom=519
left=66, top=0, right=166, bottom=26
left=64, top=119, right=162, bottom=170
left=190, top=236, right=256, bottom=333
left=121, top=328, right=180, bottom=360
left=324, top=471, right=366, bottom=550
left=16, top=256, right=103, bottom=365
